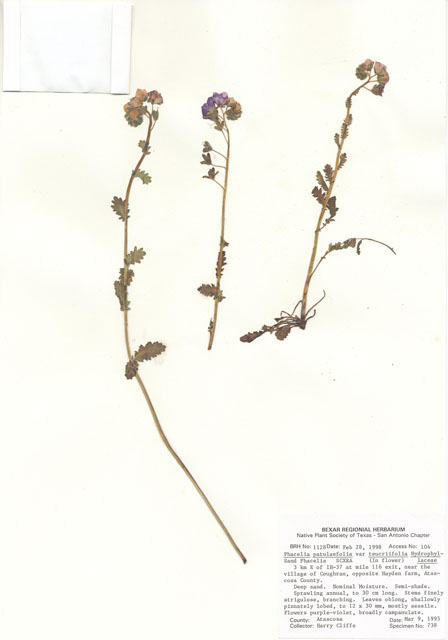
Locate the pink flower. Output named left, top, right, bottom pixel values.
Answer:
left=148, top=90, right=163, bottom=105
left=374, top=61, right=390, bottom=85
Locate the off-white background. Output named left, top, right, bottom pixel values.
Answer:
left=0, top=1, right=445, bottom=639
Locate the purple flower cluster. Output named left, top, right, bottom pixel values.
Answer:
left=201, top=92, right=230, bottom=119
left=201, top=92, right=242, bottom=125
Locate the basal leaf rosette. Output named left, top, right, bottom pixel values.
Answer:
left=201, top=91, right=242, bottom=129
left=124, top=89, right=164, bottom=127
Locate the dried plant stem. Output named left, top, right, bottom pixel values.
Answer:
left=240, top=61, right=393, bottom=344
left=207, top=121, right=230, bottom=350
left=122, top=115, right=246, bottom=564
left=311, top=237, right=396, bottom=278
left=299, top=77, right=372, bottom=323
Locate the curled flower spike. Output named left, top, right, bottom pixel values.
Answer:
left=371, top=61, right=390, bottom=95
left=123, top=88, right=164, bottom=126
left=371, top=83, right=385, bottom=96
left=374, top=61, right=389, bottom=84
left=355, top=58, right=374, bottom=80
left=355, top=59, right=390, bottom=96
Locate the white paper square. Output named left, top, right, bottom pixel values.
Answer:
left=2, top=2, right=132, bottom=93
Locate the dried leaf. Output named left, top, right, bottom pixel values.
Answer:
left=356, top=239, right=363, bottom=255
left=126, top=247, right=146, bottom=265
left=341, top=122, right=349, bottom=140
left=240, top=330, right=265, bottom=343
left=324, top=164, right=334, bottom=184
left=132, top=169, right=151, bottom=184
left=338, top=153, right=347, bottom=170
left=311, top=186, right=326, bottom=206
left=198, top=284, right=215, bottom=298
left=198, top=283, right=224, bottom=302
left=203, top=167, right=218, bottom=180
left=316, top=171, right=328, bottom=191
left=216, top=250, right=227, bottom=278
left=328, top=238, right=357, bottom=253
left=345, top=97, right=352, bottom=109
left=138, top=140, right=150, bottom=154
left=114, top=280, right=130, bottom=311
left=326, top=196, right=338, bottom=219
left=111, top=196, right=128, bottom=221
left=119, top=267, right=134, bottom=286
left=125, top=360, right=139, bottom=379
left=208, top=319, right=214, bottom=334
left=334, top=133, right=340, bottom=147
left=134, top=341, right=166, bottom=362
left=275, top=325, right=291, bottom=341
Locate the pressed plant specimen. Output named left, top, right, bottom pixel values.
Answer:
left=241, top=60, right=395, bottom=343
left=198, top=92, right=242, bottom=350
left=113, top=89, right=246, bottom=563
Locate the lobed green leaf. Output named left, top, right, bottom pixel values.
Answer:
left=114, top=280, right=130, bottom=311
left=119, top=267, right=134, bottom=286
left=311, top=186, right=326, bottom=206
left=338, top=153, right=347, bottom=170
left=138, top=140, right=151, bottom=154
left=111, top=196, right=128, bottom=221
left=198, top=283, right=225, bottom=302
left=324, top=164, right=334, bottom=184
left=326, top=196, right=338, bottom=219
left=125, top=360, right=139, bottom=379
left=134, top=341, right=166, bottom=362
left=133, top=169, right=152, bottom=184
left=316, top=171, right=328, bottom=192
left=125, top=247, right=146, bottom=265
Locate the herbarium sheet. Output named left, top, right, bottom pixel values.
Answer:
left=0, top=1, right=445, bottom=639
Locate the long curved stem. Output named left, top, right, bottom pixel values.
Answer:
left=311, top=237, right=396, bottom=279
left=299, top=76, right=372, bottom=322
left=121, top=114, right=246, bottom=563
left=207, top=119, right=231, bottom=350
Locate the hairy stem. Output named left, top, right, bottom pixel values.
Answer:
left=207, top=119, right=231, bottom=350
left=299, top=76, right=373, bottom=322
left=121, top=114, right=246, bottom=563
